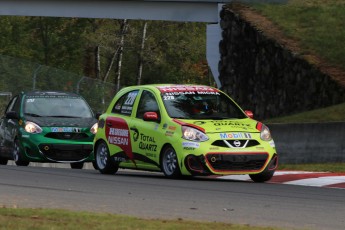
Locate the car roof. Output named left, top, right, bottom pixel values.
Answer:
left=121, top=84, right=218, bottom=92
left=23, top=90, right=81, bottom=97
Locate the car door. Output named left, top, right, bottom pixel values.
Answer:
left=129, top=90, right=162, bottom=171
left=0, top=95, right=21, bottom=157
left=105, top=90, right=139, bottom=165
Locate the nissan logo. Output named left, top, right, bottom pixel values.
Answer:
left=73, top=128, right=81, bottom=133
left=233, top=140, right=241, bottom=147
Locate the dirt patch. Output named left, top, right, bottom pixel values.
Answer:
left=228, top=3, right=345, bottom=87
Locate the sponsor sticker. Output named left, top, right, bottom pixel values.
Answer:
left=157, top=85, right=219, bottom=93
left=51, top=127, right=74, bottom=132
left=182, top=142, right=200, bottom=148
left=219, top=132, right=252, bottom=139
left=165, top=131, right=174, bottom=136
left=108, top=128, right=129, bottom=145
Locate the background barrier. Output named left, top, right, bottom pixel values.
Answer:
left=269, top=122, right=345, bottom=164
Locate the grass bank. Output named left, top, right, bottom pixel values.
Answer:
left=0, top=207, right=281, bottom=230
left=264, top=102, right=345, bottom=123
left=251, top=0, right=345, bottom=123
left=252, top=0, right=345, bottom=68
left=279, top=163, right=345, bottom=173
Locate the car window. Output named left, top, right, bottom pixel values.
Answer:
left=136, top=90, right=160, bottom=119
left=4, top=96, right=19, bottom=114
left=111, top=90, right=139, bottom=116
left=23, top=95, right=94, bottom=118
left=162, top=91, right=246, bottom=120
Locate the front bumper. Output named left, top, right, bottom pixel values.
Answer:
left=38, top=143, right=93, bottom=162
left=184, top=152, right=278, bottom=176
left=19, top=131, right=94, bottom=163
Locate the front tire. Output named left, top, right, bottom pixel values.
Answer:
left=13, top=139, right=29, bottom=166
left=70, top=162, right=84, bottom=169
left=0, top=157, right=8, bottom=165
left=95, top=141, right=118, bottom=174
left=92, top=160, right=99, bottom=170
left=249, top=168, right=275, bottom=182
left=161, top=145, right=181, bottom=178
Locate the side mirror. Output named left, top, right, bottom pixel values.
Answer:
left=6, top=111, right=19, bottom=120
left=245, top=110, right=254, bottom=119
left=95, top=112, right=102, bottom=119
left=143, top=112, right=159, bottom=122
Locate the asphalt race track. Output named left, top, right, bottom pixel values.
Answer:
left=1, top=165, right=345, bottom=230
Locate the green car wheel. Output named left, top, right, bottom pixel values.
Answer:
left=13, top=139, right=29, bottom=166
left=0, top=157, right=8, bottom=165
left=95, top=141, right=118, bottom=174
left=161, top=145, right=181, bottom=178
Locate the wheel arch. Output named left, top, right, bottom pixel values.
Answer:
left=159, top=143, right=173, bottom=164
left=93, top=138, right=106, bottom=158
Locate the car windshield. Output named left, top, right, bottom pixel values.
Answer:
left=23, top=95, right=93, bottom=118
left=161, top=90, right=247, bottom=120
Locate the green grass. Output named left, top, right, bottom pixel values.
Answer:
left=279, top=163, right=345, bottom=173
left=246, top=1, right=345, bottom=123
left=252, top=0, right=345, bottom=68
left=0, top=207, right=282, bottom=230
left=264, top=102, right=345, bottom=123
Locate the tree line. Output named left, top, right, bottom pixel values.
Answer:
left=0, top=16, right=213, bottom=90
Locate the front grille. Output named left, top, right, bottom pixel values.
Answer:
left=39, top=144, right=92, bottom=161
left=206, top=153, right=268, bottom=171
left=212, top=139, right=260, bottom=148
left=45, top=132, right=89, bottom=140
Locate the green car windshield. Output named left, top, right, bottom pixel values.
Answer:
left=162, top=91, right=247, bottom=120
left=23, top=96, right=93, bottom=118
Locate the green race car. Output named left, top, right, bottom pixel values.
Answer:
left=93, top=84, right=278, bottom=182
left=0, top=91, right=98, bottom=169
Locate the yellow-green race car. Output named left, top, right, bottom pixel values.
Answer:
left=93, top=84, right=278, bottom=182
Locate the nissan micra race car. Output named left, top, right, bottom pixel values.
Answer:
left=94, top=84, right=278, bottom=182
left=0, top=91, right=98, bottom=169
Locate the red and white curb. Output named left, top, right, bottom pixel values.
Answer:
left=218, top=171, right=345, bottom=189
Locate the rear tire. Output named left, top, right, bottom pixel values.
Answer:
left=70, top=162, right=84, bottom=169
left=13, top=139, right=29, bottom=166
left=95, top=141, right=118, bottom=174
left=161, top=145, right=181, bottom=178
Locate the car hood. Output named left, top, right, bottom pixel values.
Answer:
left=175, top=118, right=260, bottom=133
left=25, top=116, right=97, bottom=128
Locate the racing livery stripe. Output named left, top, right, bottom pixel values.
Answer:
left=173, top=119, right=205, bottom=132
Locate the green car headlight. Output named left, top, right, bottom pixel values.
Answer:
left=182, top=126, right=208, bottom=142
left=25, top=121, right=42, bottom=134
left=90, top=122, right=98, bottom=134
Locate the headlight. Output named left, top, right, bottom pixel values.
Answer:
left=260, top=124, right=272, bottom=141
left=182, top=126, right=208, bottom=142
left=25, top=121, right=42, bottom=134
left=90, top=122, right=98, bottom=134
